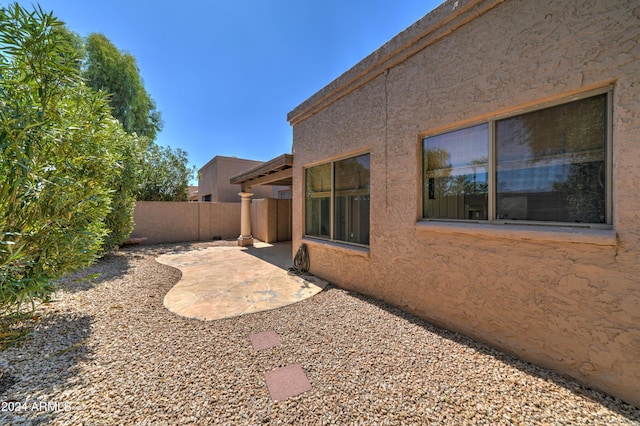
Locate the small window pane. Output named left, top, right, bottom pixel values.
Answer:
left=496, top=94, right=606, bottom=223
left=334, top=154, right=370, bottom=245
left=423, top=124, right=489, bottom=220
left=305, top=164, right=331, bottom=238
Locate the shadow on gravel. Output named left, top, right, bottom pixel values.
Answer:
left=343, top=288, right=640, bottom=423
left=56, top=240, right=238, bottom=294
left=57, top=252, right=131, bottom=293
left=0, top=372, right=16, bottom=394
left=0, top=313, right=93, bottom=423
left=122, top=240, right=238, bottom=259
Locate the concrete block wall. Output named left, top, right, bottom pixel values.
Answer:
left=130, top=201, right=240, bottom=244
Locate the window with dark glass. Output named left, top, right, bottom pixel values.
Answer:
left=423, top=124, right=488, bottom=220
left=334, top=155, right=370, bottom=245
left=305, top=164, right=331, bottom=239
left=304, top=154, right=370, bottom=245
left=496, top=94, right=606, bottom=223
left=423, top=92, right=609, bottom=225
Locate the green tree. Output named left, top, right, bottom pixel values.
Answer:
left=0, top=3, right=130, bottom=313
left=83, top=33, right=162, bottom=139
left=54, top=26, right=85, bottom=70
left=101, top=122, right=142, bottom=250
left=83, top=33, right=194, bottom=202
left=135, top=144, right=194, bottom=201
left=56, top=29, right=142, bottom=251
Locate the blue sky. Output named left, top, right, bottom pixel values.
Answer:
left=15, top=0, right=441, bottom=177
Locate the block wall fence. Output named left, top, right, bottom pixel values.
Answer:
left=130, top=201, right=241, bottom=244
left=130, top=200, right=291, bottom=245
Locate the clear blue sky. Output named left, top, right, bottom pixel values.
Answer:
left=16, top=0, right=441, bottom=177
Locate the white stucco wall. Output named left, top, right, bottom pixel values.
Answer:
left=289, top=0, right=640, bottom=406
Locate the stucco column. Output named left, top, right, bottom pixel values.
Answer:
left=237, top=192, right=253, bottom=246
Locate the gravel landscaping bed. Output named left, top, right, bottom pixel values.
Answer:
left=1, top=242, right=639, bottom=425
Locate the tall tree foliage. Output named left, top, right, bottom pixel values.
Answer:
left=82, top=33, right=194, bottom=200
left=84, top=33, right=162, bottom=140
left=0, top=4, right=137, bottom=313
left=136, top=144, right=193, bottom=201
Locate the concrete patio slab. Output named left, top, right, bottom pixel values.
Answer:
left=157, top=241, right=328, bottom=321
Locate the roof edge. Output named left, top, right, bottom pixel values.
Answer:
left=287, top=0, right=505, bottom=126
left=230, top=153, right=293, bottom=185
left=198, top=155, right=267, bottom=173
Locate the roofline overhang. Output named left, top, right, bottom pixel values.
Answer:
left=230, top=153, right=293, bottom=188
left=286, top=0, right=506, bottom=126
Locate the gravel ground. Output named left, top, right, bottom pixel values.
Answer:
left=1, top=242, right=639, bottom=425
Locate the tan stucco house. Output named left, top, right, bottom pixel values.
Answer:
left=198, top=155, right=287, bottom=203
left=279, top=0, right=639, bottom=407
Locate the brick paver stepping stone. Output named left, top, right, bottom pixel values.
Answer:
left=250, top=330, right=281, bottom=351
left=264, top=364, right=312, bottom=401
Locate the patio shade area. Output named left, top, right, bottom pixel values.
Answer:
left=230, top=153, right=293, bottom=189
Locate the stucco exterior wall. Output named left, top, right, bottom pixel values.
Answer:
left=251, top=198, right=292, bottom=243
left=289, top=0, right=640, bottom=406
left=198, top=156, right=283, bottom=202
left=131, top=201, right=240, bottom=244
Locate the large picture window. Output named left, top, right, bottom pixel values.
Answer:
left=423, top=91, right=609, bottom=225
left=305, top=153, right=370, bottom=245
left=423, top=124, right=489, bottom=220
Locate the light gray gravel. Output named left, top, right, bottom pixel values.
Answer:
left=1, top=242, right=639, bottom=425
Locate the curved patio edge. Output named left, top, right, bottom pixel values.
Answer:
left=156, top=243, right=328, bottom=321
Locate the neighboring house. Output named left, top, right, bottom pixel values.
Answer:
left=282, top=0, right=639, bottom=407
left=198, top=155, right=286, bottom=202
left=188, top=186, right=199, bottom=202
left=131, top=156, right=291, bottom=245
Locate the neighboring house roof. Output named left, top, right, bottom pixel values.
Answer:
left=188, top=186, right=199, bottom=201
left=197, top=155, right=265, bottom=174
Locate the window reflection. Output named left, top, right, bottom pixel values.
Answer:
left=334, top=154, right=370, bottom=245
left=496, top=94, right=606, bottom=223
left=305, top=164, right=331, bottom=238
left=423, top=124, right=489, bottom=220
left=304, top=154, right=370, bottom=245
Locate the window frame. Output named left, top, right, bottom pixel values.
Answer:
left=421, top=87, right=613, bottom=228
left=303, top=152, right=371, bottom=247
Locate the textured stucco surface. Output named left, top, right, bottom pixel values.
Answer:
left=198, top=156, right=282, bottom=203
left=251, top=198, right=292, bottom=243
left=290, top=0, right=640, bottom=406
left=131, top=201, right=240, bottom=244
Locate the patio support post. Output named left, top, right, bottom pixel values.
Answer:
left=238, top=192, right=254, bottom=246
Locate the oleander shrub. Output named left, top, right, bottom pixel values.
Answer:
left=0, top=4, right=137, bottom=314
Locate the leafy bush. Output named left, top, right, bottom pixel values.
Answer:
left=136, top=143, right=194, bottom=201
left=101, top=121, right=142, bottom=251
left=0, top=4, right=133, bottom=313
